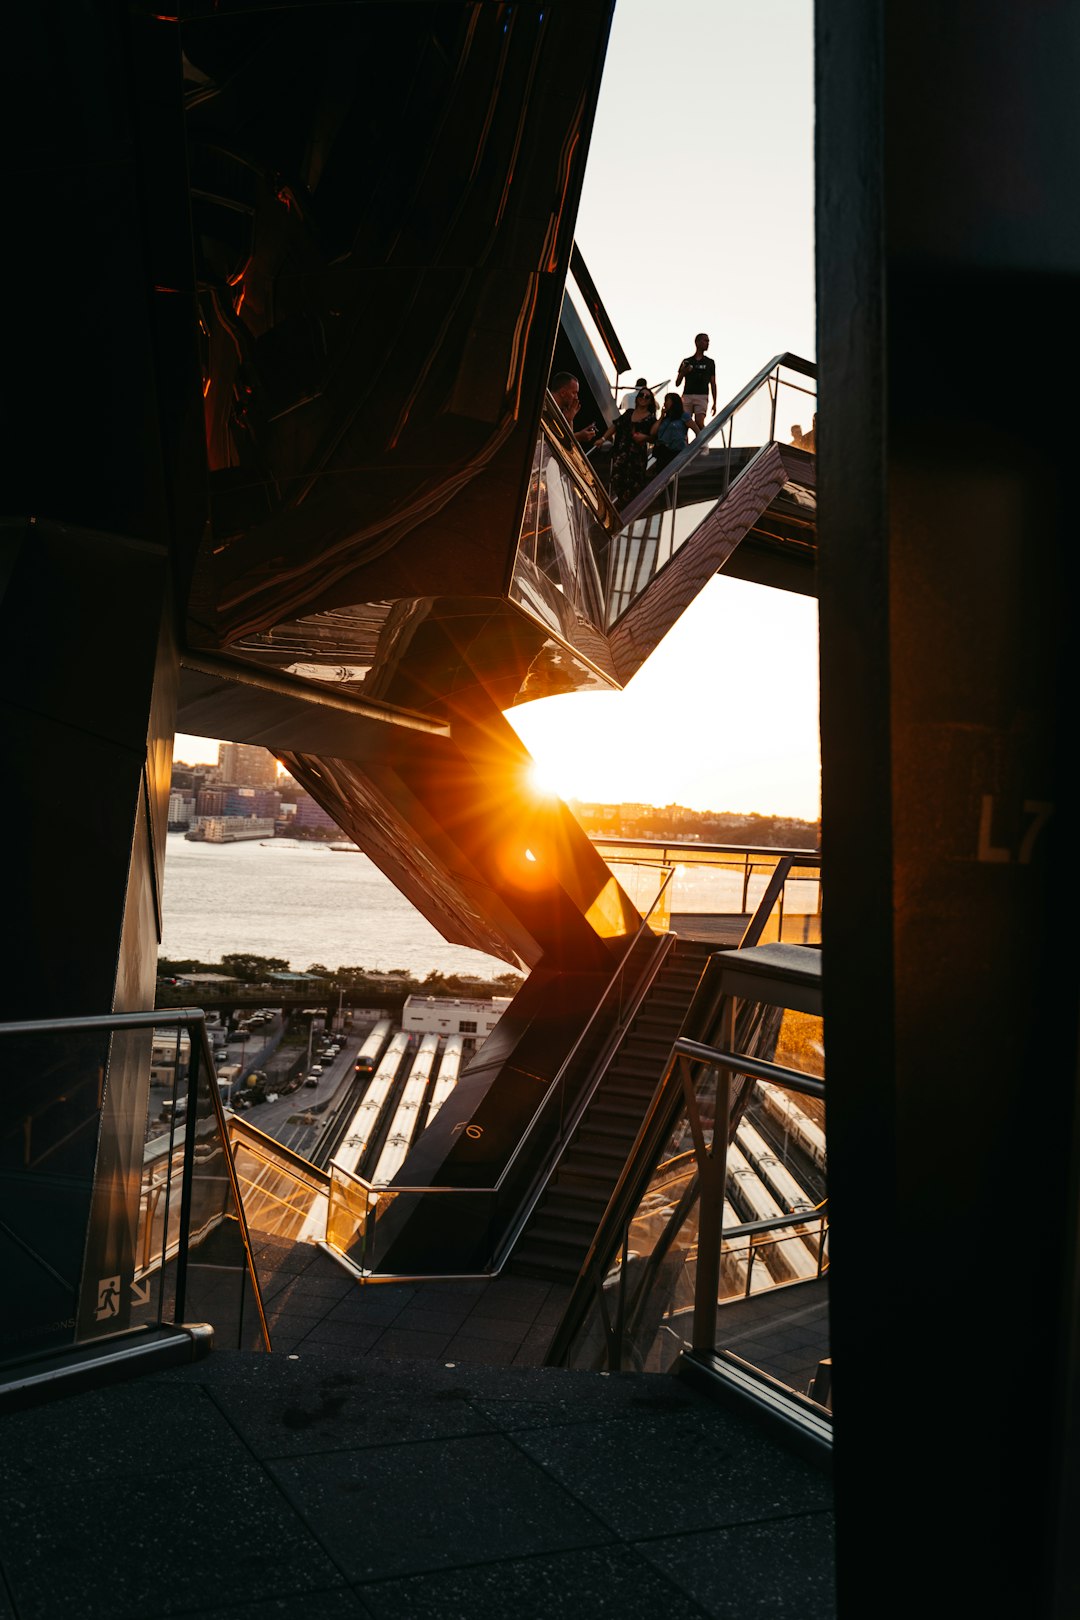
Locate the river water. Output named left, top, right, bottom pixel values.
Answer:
left=160, top=833, right=820, bottom=977
left=160, top=833, right=516, bottom=977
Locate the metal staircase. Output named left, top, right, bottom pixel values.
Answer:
left=510, top=938, right=714, bottom=1282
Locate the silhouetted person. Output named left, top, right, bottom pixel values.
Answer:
left=676, top=333, right=717, bottom=435
left=549, top=371, right=598, bottom=448
left=597, top=386, right=658, bottom=506
left=650, top=391, right=693, bottom=474
left=619, top=375, right=649, bottom=411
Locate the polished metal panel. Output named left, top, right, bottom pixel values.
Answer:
left=181, top=2, right=616, bottom=646
left=278, top=674, right=643, bottom=969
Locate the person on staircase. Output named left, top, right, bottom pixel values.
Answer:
left=596, top=386, right=658, bottom=507
left=675, top=332, right=717, bottom=437
left=650, top=391, right=694, bottom=476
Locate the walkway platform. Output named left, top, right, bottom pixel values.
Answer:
left=0, top=1345, right=835, bottom=1619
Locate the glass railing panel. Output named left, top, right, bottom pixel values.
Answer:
left=669, top=494, right=720, bottom=554
left=515, top=436, right=609, bottom=628
left=709, top=1076, right=830, bottom=1410
left=742, top=860, right=822, bottom=944
left=604, top=511, right=664, bottom=626
left=603, top=861, right=671, bottom=930
left=668, top=854, right=762, bottom=921
left=561, top=1059, right=830, bottom=1411
left=772, top=1010, right=825, bottom=1082
left=594, top=357, right=816, bottom=629
left=175, top=1050, right=269, bottom=1350
left=775, top=372, right=817, bottom=454
left=590, top=843, right=821, bottom=948
left=723, top=382, right=774, bottom=459
left=229, top=1129, right=329, bottom=1259
left=513, top=363, right=818, bottom=646
left=326, top=1171, right=499, bottom=1277
left=327, top=1163, right=376, bottom=1266
left=130, top=1068, right=186, bottom=1334
left=0, top=1015, right=270, bottom=1364
left=0, top=1026, right=114, bottom=1365
left=744, top=1078, right=827, bottom=1204
left=564, top=1152, right=701, bottom=1375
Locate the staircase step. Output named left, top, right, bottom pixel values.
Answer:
left=528, top=1203, right=599, bottom=1234
left=576, top=1121, right=640, bottom=1147
left=511, top=939, right=708, bottom=1278
left=523, top=1224, right=594, bottom=1257
left=611, top=1046, right=669, bottom=1068
left=602, top=1081, right=660, bottom=1104
left=548, top=1179, right=612, bottom=1208
left=591, top=1092, right=650, bottom=1117
left=511, top=1252, right=581, bottom=1283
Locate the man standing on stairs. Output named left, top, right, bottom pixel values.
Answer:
left=676, top=333, right=717, bottom=437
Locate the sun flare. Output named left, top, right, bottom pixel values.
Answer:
left=526, top=758, right=568, bottom=799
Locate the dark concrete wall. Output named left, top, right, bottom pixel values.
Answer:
left=817, top=4, right=1080, bottom=1613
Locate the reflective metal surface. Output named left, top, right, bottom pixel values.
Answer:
left=183, top=2, right=616, bottom=647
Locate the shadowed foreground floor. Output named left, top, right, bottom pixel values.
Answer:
left=0, top=1347, right=835, bottom=1619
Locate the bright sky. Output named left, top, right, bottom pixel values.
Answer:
left=178, top=0, right=819, bottom=818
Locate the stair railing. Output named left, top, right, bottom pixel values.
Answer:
left=604, top=352, right=816, bottom=628
left=544, top=1032, right=826, bottom=1374
left=321, top=865, right=677, bottom=1281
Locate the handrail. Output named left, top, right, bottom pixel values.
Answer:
left=591, top=837, right=820, bottom=863
left=0, top=1006, right=210, bottom=1037
left=671, top=1036, right=825, bottom=1099
left=615, top=350, right=817, bottom=531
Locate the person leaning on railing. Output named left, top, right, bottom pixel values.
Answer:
left=549, top=370, right=599, bottom=449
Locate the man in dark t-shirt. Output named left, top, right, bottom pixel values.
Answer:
left=676, top=333, right=717, bottom=435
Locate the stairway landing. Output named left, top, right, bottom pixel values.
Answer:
left=0, top=1341, right=836, bottom=1618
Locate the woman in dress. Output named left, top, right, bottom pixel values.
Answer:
left=650, top=391, right=694, bottom=475
left=598, top=386, right=657, bottom=507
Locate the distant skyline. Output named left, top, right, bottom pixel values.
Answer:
left=177, top=0, right=820, bottom=819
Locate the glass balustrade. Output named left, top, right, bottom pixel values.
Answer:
left=593, top=841, right=821, bottom=947
left=0, top=1011, right=270, bottom=1372
left=555, top=953, right=831, bottom=1426
left=511, top=355, right=815, bottom=661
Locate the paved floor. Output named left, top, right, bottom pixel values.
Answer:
left=0, top=1349, right=835, bottom=1619
left=257, top=1238, right=571, bottom=1367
